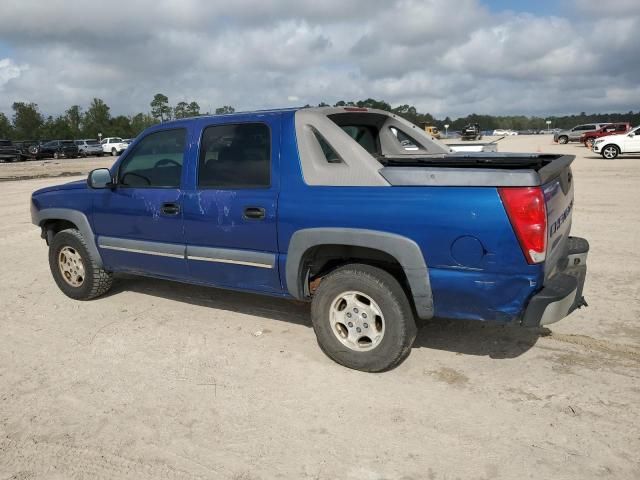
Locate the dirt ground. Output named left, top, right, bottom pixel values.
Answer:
left=0, top=136, right=639, bottom=479
left=0, top=155, right=113, bottom=182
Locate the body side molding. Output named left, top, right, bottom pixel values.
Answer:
left=186, top=245, right=275, bottom=269
left=285, top=228, right=434, bottom=319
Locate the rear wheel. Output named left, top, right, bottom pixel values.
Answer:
left=49, top=229, right=113, bottom=300
left=558, top=136, right=569, bottom=144
left=53, top=152, right=60, bottom=159
left=111, top=148, right=117, bottom=156
left=601, top=144, right=619, bottom=159
left=311, top=264, right=417, bottom=372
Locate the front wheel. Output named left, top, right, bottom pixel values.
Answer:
left=49, top=229, right=113, bottom=300
left=311, top=264, right=417, bottom=372
left=111, top=148, right=117, bottom=156
left=558, top=136, right=569, bottom=144
left=601, top=145, right=619, bottom=159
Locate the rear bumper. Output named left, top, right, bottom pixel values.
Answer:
left=521, top=237, right=589, bottom=327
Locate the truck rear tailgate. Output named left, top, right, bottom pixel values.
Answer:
left=542, top=165, right=574, bottom=279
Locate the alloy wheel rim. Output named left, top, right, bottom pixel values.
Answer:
left=58, top=246, right=85, bottom=287
left=329, top=291, right=385, bottom=351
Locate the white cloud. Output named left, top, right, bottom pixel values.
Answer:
left=0, top=58, right=26, bottom=90
left=0, top=0, right=639, bottom=118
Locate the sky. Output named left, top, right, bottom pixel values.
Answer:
left=0, top=0, right=639, bottom=119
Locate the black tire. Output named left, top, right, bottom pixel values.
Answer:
left=558, top=136, right=569, bottom=144
left=601, top=144, right=619, bottom=160
left=111, top=148, right=117, bottom=156
left=310, top=264, right=417, bottom=372
left=48, top=229, right=113, bottom=300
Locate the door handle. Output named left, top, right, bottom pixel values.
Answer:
left=243, top=207, right=266, bottom=220
left=161, top=202, right=181, bottom=215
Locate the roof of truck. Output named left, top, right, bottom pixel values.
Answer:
left=156, top=106, right=399, bottom=128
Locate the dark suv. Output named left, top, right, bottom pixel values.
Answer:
left=0, top=140, right=20, bottom=162
left=29, top=140, right=79, bottom=159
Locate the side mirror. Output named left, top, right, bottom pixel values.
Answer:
left=87, top=168, right=113, bottom=189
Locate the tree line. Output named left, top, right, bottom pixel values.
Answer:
left=1, top=94, right=637, bottom=141
left=321, top=99, right=640, bottom=132
left=0, top=93, right=236, bottom=141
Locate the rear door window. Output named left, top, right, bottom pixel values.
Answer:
left=198, top=123, right=271, bottom=189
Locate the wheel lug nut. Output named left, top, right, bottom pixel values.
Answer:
left=346, top=313, right=352, bottom=318
left=362, top=313, right=367, bottom=319
left=364, top=323, right=368, bottom=328
left=356, top=327, right=361, bottom=333
left=354, top=308, right=359, bottom=313
left=348, top=322, right=353, bottom=327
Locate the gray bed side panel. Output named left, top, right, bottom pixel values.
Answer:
left=294, top=110, right=389, bottom=186
left=33, top=208, right=103, bottom=267
left=285, top=228, right=434, bottom=319
left=380, top=166, right=541, bottom=187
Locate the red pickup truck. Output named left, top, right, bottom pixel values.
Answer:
left=581, top=123, right=631, bottom=148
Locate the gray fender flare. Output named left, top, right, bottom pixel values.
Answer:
left=32, top=208, right=103, bottom=268
left=285, top=228, right=434, bottom=319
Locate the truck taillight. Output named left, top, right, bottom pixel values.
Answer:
left=498, top=187, right=547, bottom=264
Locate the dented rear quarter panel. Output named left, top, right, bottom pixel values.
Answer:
left=278, top=112, right=544, bottom=322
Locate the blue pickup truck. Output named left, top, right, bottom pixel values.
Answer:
left=31, top=107, right=589, bottom=371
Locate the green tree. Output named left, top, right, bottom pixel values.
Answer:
left=11, top=102, right=44, bottom=140
left=130, top=113, right=157, bottom=136
left=215, top=105, right=235, bottom=115
left=186, top=101, right=200, bottom=117
left=150, top=93, right=171, bottom=122
left=66, top=105, right=82, bottom=138
left=40, top=115, right=73, bottom=140
left=174, top=101, right=188, bottom=119
left=0, top=113, right=13, bottom=139
left=110, top=115, right=133, bottom=138
left=82, top=98, right=111, bottom=138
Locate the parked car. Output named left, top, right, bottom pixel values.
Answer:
left=492, top=129, right=518, bottom=136
left=0, top=140, right=21, bottom=162
left=580, top=123, right=631, bottom=148
left=553, top=123, right=610, bottom=144
left=31, top=107, right=589, bottom=372
left=75, top=139, right=104, bottom=157
left=461, top=123, right=482, bottom=140
left=100, top=137, right=129, bottom=156
left=29, top=140, right=79, bottom=159
left=592, top=125, right=640, bottom=159
left=12, top=141, right=39, bottom=160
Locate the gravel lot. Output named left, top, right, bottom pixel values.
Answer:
left=1, top=136, right=639, bottom=479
